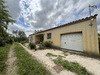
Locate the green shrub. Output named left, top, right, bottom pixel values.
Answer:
left=39, top=44, right=44, bottom=49
left=9, top=38, right=14, bottom=44
left=44, top=41, right=52, bottom=47
left=21, top=41, right=25, bottom=44
left=0, top=37, right=6, bottom=46
left=29, top=43, right=36, bottom=49
left=42, top=41, right=52, bottom=48
left=39, top=41, right=52, bottom=49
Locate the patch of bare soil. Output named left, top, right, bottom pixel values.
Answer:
left=6, top=44, right=18, bottom=75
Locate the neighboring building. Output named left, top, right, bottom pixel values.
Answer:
left=29, top=14, right=99, bottom=55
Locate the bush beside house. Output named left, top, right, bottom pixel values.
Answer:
left=39, top=41, right=53, bottom=49
left=29, top=43, right=36, bottom=49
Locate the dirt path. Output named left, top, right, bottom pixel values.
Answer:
left=6, top=44, right=18, bottom=75
left=20, top=44, right=76, bottom=75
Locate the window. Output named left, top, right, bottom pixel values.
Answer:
left=47, top=33, right=51, bottom=39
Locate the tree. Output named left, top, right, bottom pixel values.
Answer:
left=98, top=33, right=100, bottom=36
left=18, top=31, right=26, bottom=42
left=12, top=30, right=27, bottom=42
left=12, top=30, right=18, bottom=37
left=34, top=30, right=42, bottom=33
left=0, top=0, right=14, bottom=29
left=0, top=0, right=14, bottom=46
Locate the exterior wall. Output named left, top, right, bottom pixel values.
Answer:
left=31, top=18, right=99, bottom=55
left=29, top=35, right=34, bottom=43
left=29, top=35, right=31, bottom=43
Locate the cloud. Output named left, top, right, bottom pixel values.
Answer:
left=27, top=0, right=100, bottom=30
left=6, top=0, right=100, bottom=36
left=8, top=23, right=34, bottom=37
left=4, top=0, right=21, bottom=20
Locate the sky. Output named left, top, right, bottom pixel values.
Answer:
left=4, top=0, right=100, bottom=37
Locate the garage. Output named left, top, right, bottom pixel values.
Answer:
left=61, top=33, right=83, bottom=52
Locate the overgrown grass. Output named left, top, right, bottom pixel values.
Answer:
left=14, top=43, right=51, bottom=75
left=53, top=57, right=92, bottom=75
left=0, top=44, right=11, bottom=75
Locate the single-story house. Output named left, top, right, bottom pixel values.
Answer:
left=98, top=36, right=100, bottom=39
left=29, top=14, right=99, bottom=56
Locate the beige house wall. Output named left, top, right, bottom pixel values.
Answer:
left=29, top=17, right=99, bottom=55
left=29, top=35, right=34, bottom=43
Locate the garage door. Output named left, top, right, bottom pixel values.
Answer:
left=61, top=33, right=83, bottom=51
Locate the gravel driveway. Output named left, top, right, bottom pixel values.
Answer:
left=21, top=44, right=100, bottom=75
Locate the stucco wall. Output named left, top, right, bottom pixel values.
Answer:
left=30, top=18, right=99, bottom=55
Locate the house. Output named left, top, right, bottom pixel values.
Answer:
left=29, top=14, right=99, bottom=56
left=98, top=36, right=100, bottom=39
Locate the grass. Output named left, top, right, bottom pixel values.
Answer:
left=63, top=52, right=68, bottom=56
left=0, top=44, right=11, bottom=75
left=46, top=53, right=65, bottom=58
left=46, top=53, right=91, bottom=75
left=53, top=57, right=92, bottom=75
left=14, top=43, right=51, bottom=75
left=46, top=53, right=57, bottom=57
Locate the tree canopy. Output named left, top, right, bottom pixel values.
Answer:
left=0, top=0, right=14, bottom=46
left=12, top=30, right=27, bottom=42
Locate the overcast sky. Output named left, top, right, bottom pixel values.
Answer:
left=5, top=0, right=100, bottom=36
